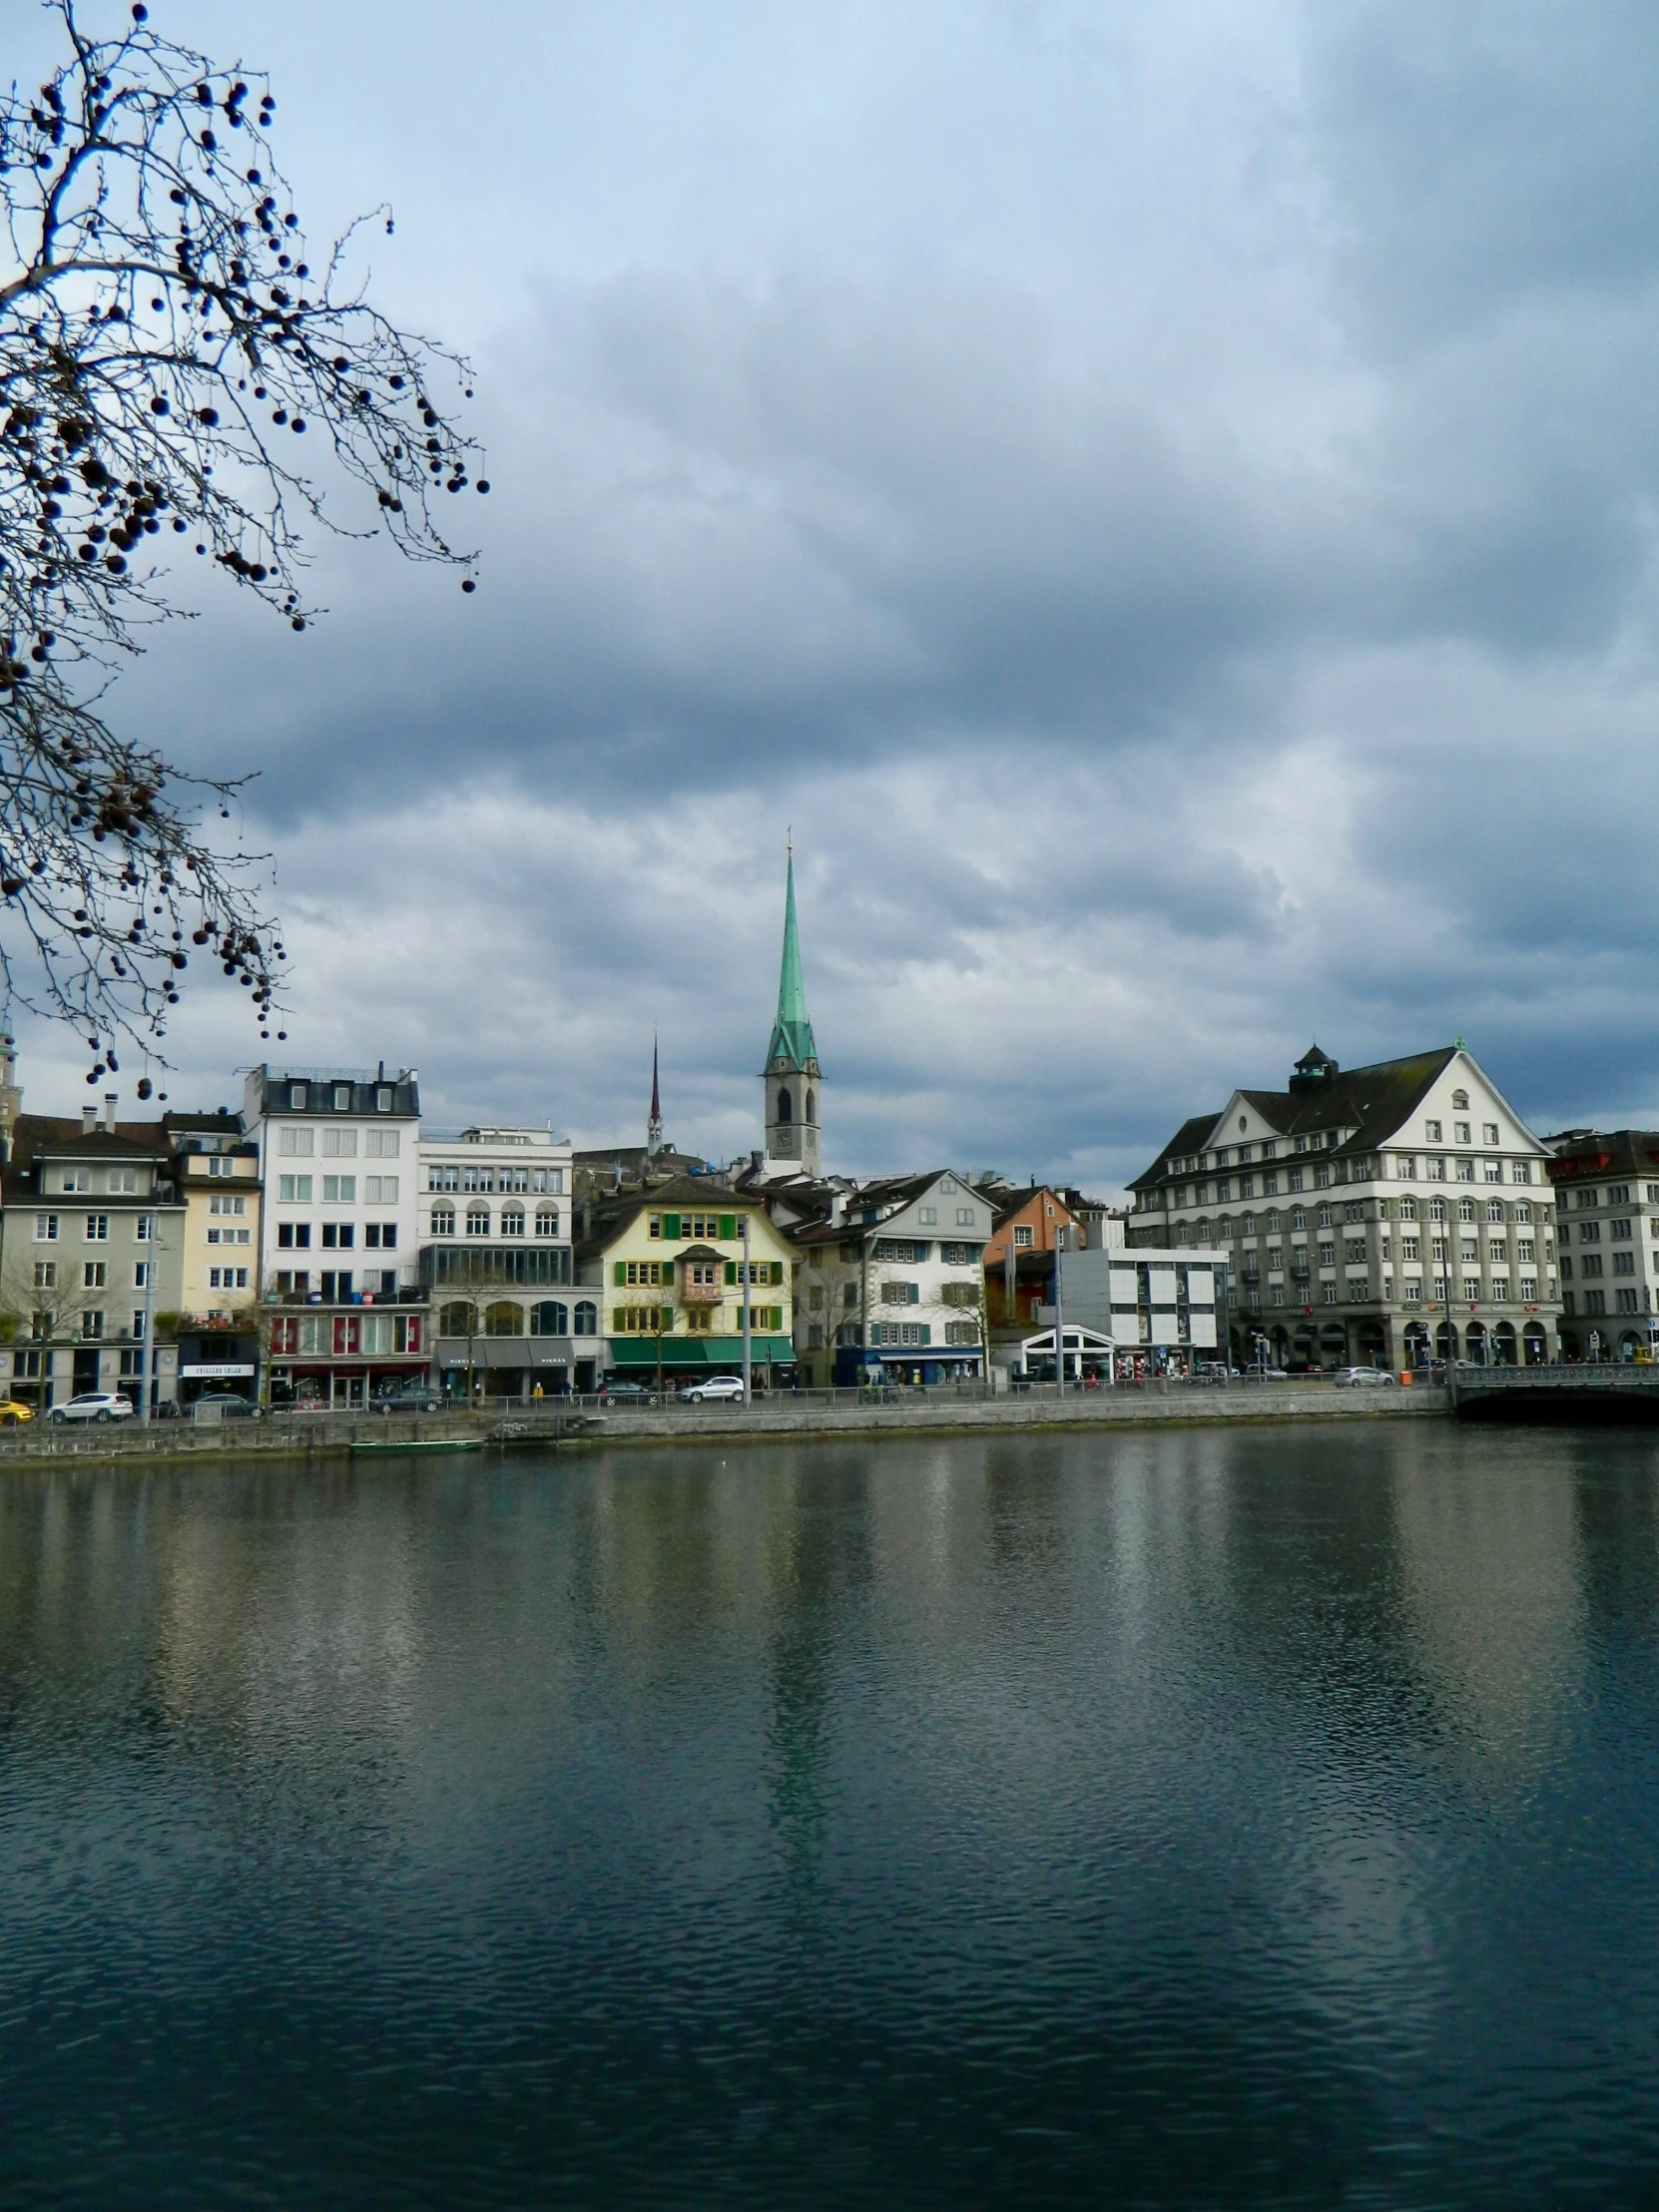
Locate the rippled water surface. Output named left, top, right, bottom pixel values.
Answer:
left=4, top=1424, right=1659, bottom=2207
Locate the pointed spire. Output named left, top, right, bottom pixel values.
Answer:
left=647, top=1033, right=663, bottom=1156
left=767, top=846, right=818, bottom=1071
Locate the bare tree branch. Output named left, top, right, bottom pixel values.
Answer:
left=0, top=1, right=486, bottom=1085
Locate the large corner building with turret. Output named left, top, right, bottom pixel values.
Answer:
left=1128, top=1042, right=1564, bottom=1372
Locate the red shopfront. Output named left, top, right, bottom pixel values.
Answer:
left=268, top=1307, right=428, bottom=1406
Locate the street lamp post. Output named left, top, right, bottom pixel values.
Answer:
left=740, top=1212, right=752, bottom=1406
left=137, top=1208, right=157, bottom=1424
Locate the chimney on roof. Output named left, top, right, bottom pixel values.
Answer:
left=81, top=1105, right=97, bottom=1133
left=102, top=1092, right=118, bottom=1132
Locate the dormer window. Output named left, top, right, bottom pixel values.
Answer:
left=1451, top=1089, right=1469, bottom=1111
left=289, top=1084, right=306, bottom=1110
left=334, top=1085, right=350, bottom=1111
left=376, top=1087, right=392, bottom=1112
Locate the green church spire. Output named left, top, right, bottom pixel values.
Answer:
left=766, top=847, right=819, bottom=1072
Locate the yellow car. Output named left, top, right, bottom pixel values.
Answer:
left=0, top=1398, right=35, bottom=1424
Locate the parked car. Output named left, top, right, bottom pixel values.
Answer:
left=678, top=1376, right=747, bottom=1403
left=371, top=1383, right=445, bottom=1414
left=1333, top=1366, right=1396, bottom=1388
left=189, top=1392, right=259, bottom=1419
left=598, top=1380, right=658, bottom=1406
left=0, top=1398, right=34, bottom=1425
left=50, top=1392, right=135, bottom=1424
left=1248, top=1366, right=1290, bottom=1382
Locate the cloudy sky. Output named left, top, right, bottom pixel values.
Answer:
left=10, top=0, right=1659, bottom=1189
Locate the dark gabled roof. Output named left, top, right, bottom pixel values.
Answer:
left=1545, top=1130, right=1659, bottom=1182
left=9, top=1112, right=170, bottom=1159
left=575, top=1176, right=768, bottom=1258
left=1129, top=1048, right=1459, bottom=1191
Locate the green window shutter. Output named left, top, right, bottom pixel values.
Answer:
left=719, top=1214, right=737, bottom=1241
left=725, top=1260, right=737, bottom=1286
left=663, top=1213, right=680, bottom=1240
left=770, top=1306, right=782, bottom=1332
left=771, top=1260, right=784, bottom=1286
left=614, top=1261, right=626, bottom=1286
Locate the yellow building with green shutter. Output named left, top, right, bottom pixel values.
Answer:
left=576, top=1176, right=796, bottom=1381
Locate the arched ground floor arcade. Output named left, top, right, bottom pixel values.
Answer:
left=1229, top=1310, right=1557, bottom=1373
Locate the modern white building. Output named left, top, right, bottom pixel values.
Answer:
left=1127, top=1043, right=1561, bottom=1370
left=417, top=1125, right=576, bottom=1397
left=242, top=1064, right=426, bottom=1405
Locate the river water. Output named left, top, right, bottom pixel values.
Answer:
left=2, top=1424, right=1658, bottom=2208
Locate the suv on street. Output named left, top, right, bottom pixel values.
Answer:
left=371, top=1383, right=446, bottom=1414
left=678, top=1376, right=747, bottom=1403
left=1333, top=1366, right=1396, bottom=1388
left=598, top=1380, right=657, bottom=1406
left=50, top=1392, right=135, bottom=1424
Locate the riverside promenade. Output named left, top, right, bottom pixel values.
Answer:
left=0, top=1379, right=1446, bottom=1467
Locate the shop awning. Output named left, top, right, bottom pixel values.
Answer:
left=609, top=1337, right=795, bottom=1369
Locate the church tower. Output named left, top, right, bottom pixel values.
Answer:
left=762, top=848, right=821, bottom=1176
left=647, top=1036, right=664, bottom=1157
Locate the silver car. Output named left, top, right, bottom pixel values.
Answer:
left=1332, top=1366, right=1396, bottom=1388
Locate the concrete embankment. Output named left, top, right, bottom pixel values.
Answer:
left=0, top=1382, right=1446, bottom=1469
left=586, top=1382, right=1446, bottom=1447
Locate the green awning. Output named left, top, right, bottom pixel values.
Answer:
left=609, top=1337, right=795, bottom=1369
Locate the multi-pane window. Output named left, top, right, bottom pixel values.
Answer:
left=501, top=1208, right=526, bottom=1237
left=1483, top=1123, right=1499, bottom=1144
left=1613, top=1252, right=1636, bottom=1276
left=85, top=1214, right=108, bottom=1241
left=278, top=1127, right=314, bottom=1157
left=32, top=1261, right=55, bottom=1289
left=1617, top=1289, right=1642, bottom=1314
left=1576, top=1189, right=1599, bottom=1209
left=1345, top=1239, right=1366, bottom=1264
left=34, top=1213, right=58, bottom=1242
left=364, top=1176, right=398, bottom=1203
left=1490, top=1277, right=1510, bottom=1301
left=81, top=1312, right=104, bottom=1340
left=321, top=1128, right=357, bottom=1160
left=1318, top=1204, right=1334, bottom=1228
left=1343, top=1203, right=1362, bottom=1223
left=278, top=1175, right=312, bottom=1203
left=1454, top=1122, right=1471, bottom=1144
left=1012, top=1225, right=1034, bottom=1249
left=1519, top=1278, right=1538, bottom=1302
left=465, top=1206, right=489, bottom=1236
left=83, top=1262, right=106, bottom=1288
left=428, top=1165, right=460, bottom=1192
left=430, top=1206, right=455, bottom=1236
left=364, top=1129, right=400, bottom=1158
left=1609, top=1185, right=1632, bottom=1204
left=1517, top=1240, right=1535, bottom=1263
left=1318, top=1242, right=1335, bottom=1268
left=1580, top=1221, right=1602, bottom=1242
left=1610, top=1218, right=1634, bottom=1240
left=1425, top=1121, right=1442, bottom=1141
left=534, top=1207, right=559, bottom=1237
left=276, top=1223, right=311, bottom=1249
left=209, top=1192, right=247, bottom=1216
left=208, top=1267, right=251, bottom=1290
left=321, top=1176, right=356, bottom=1203
left=1457, top=1199, right=1475, bottom=1223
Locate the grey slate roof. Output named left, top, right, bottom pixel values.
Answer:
left=1129, top=1048, right=1459, bottom=1191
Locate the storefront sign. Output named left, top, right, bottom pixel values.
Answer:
left=180, top=1363, right=257, bottom=1380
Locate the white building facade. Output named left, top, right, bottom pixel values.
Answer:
left=1546, top=1131, right=1659, bottom=1360
left=242, top=1065, right=426, bottom=1406
left=791, top=1171, right=990, bottom=1384
left=1127, top=1044, right=1561, bottom=1370
left=417, top=1126, right=576, bottom=1397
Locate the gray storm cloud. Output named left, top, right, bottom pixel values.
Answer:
left=13, top=0, right=1659, bottom=1175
